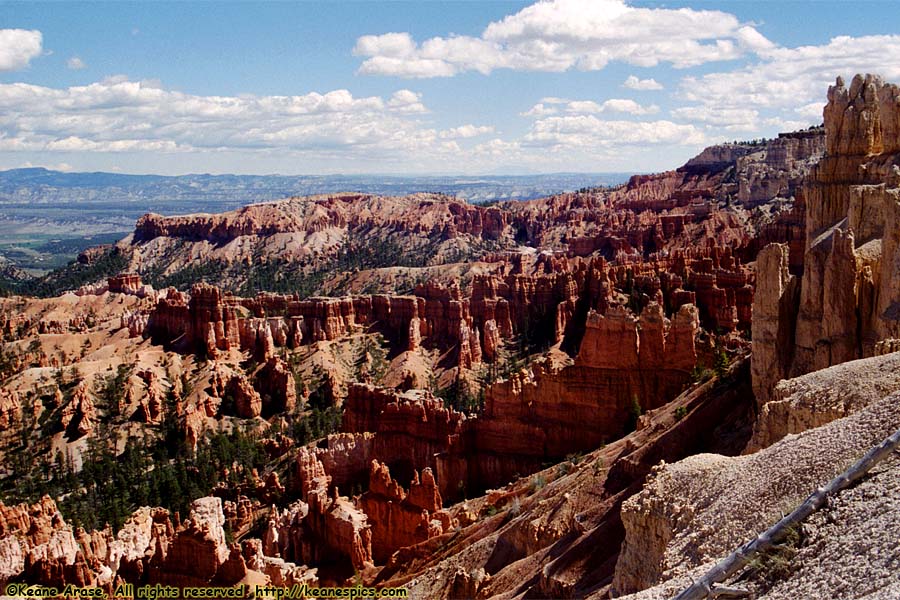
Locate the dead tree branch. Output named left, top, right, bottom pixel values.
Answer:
left=673, top=426, right=900, bottom=600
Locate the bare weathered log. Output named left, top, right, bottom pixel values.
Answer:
left=709, top=584, right=754, bottom=599
left=673, top=426, right=900, bottom=600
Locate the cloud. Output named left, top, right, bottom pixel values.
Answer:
left=671, top=106, right=760, bottom=132
left=678, top=35, right=900, bottom=127
left=524, top=115, right=706, bottom=149
left=539, top=97, right=567, bottom=105
left=354, top=0, right=769, bottom=78
left=0, top=78, right=449, bottom=158
left=0, top=29, right=42, bottom=71
left=17, top=160, right=74, bottom=172
left=795, top=102, right=825, bottom=121
left=0, top=75, right=714, bottom=174
left=355, top=32, right=498, bottom=78
left=44, top=137, right=181, bottom=153
left=66, top=56, right=87, bottom=70
left=623, top=75, right=663, bottom=91
left=387, top=89, right=427, bottom=113
left=1, top=79, right=564, bottom=173
left=523, top=97, right=659, bottom=117
left=520, top=103, right=558, bottom=118
left=439, top=125, right=494, bottom=139
left=472, top=137, right=521, bottom=158
left=762, top=116, right=811, bottom=132
left=568, top=98, right=659, bottom=115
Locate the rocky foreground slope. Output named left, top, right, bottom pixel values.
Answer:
left=5, top=74, right=900, bottom=599
left=612, top=357, right=900, bottom=600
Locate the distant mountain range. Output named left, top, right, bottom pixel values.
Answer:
left=0, top=168, right=631, bottom=207
left=0, top=168, right=631, bottom=273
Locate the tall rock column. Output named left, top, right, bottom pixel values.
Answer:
left=751, top=244, right=798, bottom=405
left=752, top=74, right=900, bottom=402
left=877, top=190, right=900, bottom=341
left=821, top=229, right=860, bottom=367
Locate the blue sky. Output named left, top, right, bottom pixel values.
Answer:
left=1, top=0, right=899, bottom=175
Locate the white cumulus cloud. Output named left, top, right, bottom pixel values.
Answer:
left=387, top=89, right=428, bottom=113
left=354, top=0, right=769, bottom=78
left=439, top=125, right=495, bottom=139
left=671, top=106, right=760, bottom=132
left=66, top=56, right=87, bottom=70
left=570, top=98, right=659, bottom=115
left=623, top=75, right=663, bottom=90
left=0, top=78, right=445, bottom=157
left=0, top=77, right=568, bottom=173
left=520, top=103, right=558, bottom=118
left=679, top=35, right=900, bottom=116
left=0, top=29, right=43, bottom=72
left=524, top=115, right=706, bottom=149
left=523, top=97, right=659, bottom=117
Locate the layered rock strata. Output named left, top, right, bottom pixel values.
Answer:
left=144, top=242, right=742, bottom=373
left=126, top=128, right=824, bottom=361
left=266, top=451, right=373, bottom=573
left=0, top=496, right=316, bottom=589
left=753, top=75, right=900, bottom=404
left=133, top=193, right=507, bottom=246
left=382, top=359, right=755, bottom=599
left=359, top=461, right=455, bottom=563
left=341, top=385, right=469, bottom=500
left=340, top=302, right=699, bottom=500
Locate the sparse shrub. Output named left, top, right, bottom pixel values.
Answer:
left=436, top=375, right=483, bottom=415
left=674, top=406, right=688, bottom=421
left=744, top=523, right=803, bottom=588
left=714, top=347, right=730, bottom=377
left=507, top=496, right=521, bottom=517
left=624, top=395, right=643, bottom=433
left=690, top=363, right=714, bottom=384
left=529, top=474, right=546, bottom=493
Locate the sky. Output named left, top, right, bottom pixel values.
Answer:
left=1, top=0, right=900, bottom=176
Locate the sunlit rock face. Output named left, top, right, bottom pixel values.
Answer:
left=753, top=74, right=900, bottom=405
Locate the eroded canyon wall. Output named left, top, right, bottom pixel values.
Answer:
left=338, top=300, right=700, bottom=501
left=0, top=495, right=317, bottom=590
left=753, top=74, right=900, bottom=404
